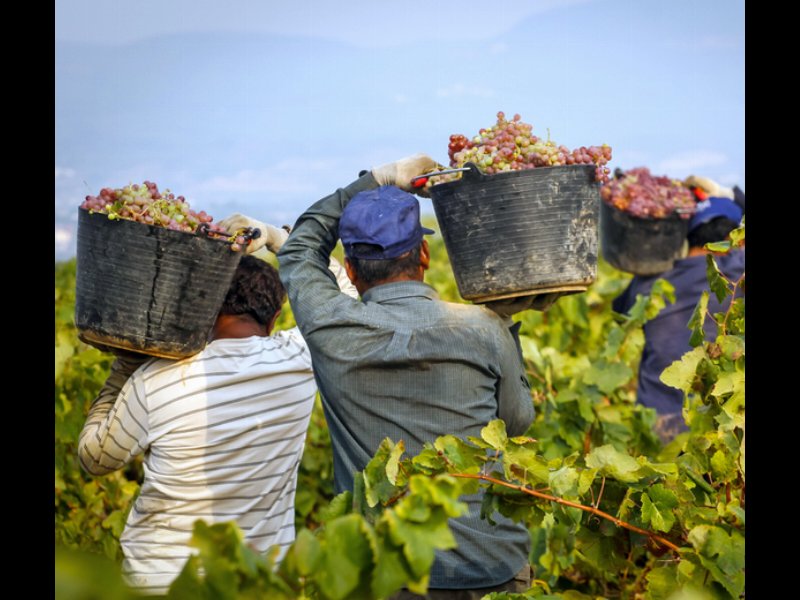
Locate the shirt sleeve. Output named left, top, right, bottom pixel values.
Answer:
left=493, top=319, right=536, bottom=437
left=277, top=173, right=379, bottom=335
left=78, top=356, right=153, bottom=476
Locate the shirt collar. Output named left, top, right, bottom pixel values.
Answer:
left=361, top=280, right=440, bottom=303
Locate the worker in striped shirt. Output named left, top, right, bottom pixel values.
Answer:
left=78, top=250, right=354, bottom=595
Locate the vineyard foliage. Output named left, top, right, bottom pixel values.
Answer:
left=55, top=220, right=744, bottom=599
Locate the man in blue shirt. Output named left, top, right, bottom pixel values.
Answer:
left=613, top=190, right=744, bottom=443
left=225, top=154, right=536, bottom=596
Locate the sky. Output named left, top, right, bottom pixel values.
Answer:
left=55, top=0, right=745, bottom=259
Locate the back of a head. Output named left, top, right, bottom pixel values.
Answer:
left=687, top=217, right=740, bottom=248
left=219, top=255, right=286, bottom=326
left=340, top=186, right=434, bottom=286
left=687, top=196, right=743, bottom=249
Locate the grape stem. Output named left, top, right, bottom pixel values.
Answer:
left=449, top=472, right=682, bottom=554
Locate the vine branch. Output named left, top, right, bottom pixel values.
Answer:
left=449, top=473, right=682, bottom=554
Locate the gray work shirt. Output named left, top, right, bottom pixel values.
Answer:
left=277, top=173, right=535, bottom=588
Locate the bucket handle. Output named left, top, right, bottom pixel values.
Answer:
left=411, top=162, right=485, bottom=189
left=196, top=223, right=262, bottom=245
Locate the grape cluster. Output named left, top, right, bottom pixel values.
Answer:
left=601, top=167, right=696, bottom=219
left=81, top=182, right=248, bottom=250
left=432, top=111, right=612, bottom=186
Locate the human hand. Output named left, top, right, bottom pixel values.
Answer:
left=218, top=213, right=290, bottom=253
left=484, top=292, right=563, bottom=317
left=371, top=153, right=439, bottom=195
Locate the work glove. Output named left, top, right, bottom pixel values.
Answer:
left=372, top=153, right=439, bottom=195
left=484, top=292, right=564, bottom=317
left=684, top=175, right=734, bottom=200
left=218, top=213, right=290, bottom=254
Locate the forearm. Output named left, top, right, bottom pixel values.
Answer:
left=496, top=323, right=536, bottom=436
left=78, top=355, right=150, bottom=476
left=277, top=173, right=378, bottom=328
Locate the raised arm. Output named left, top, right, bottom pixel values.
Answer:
left=277, top=154, right=438, bottom=334
left=78, top=353, right=153, bottom=476
left=276, top=173, right=380, bottom=333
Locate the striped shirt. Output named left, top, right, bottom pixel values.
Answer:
left=78, top=329, right=316, bottom=595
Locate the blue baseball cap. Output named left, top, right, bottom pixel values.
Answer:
left=340, top=186, right=435, bottom=260
left=688, top=196, right=743, bottom=233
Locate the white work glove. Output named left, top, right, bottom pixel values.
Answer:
left=217, top=213, right=290, bottom=254
left=371, top=153, right=439, bottom=195
left=484, top=292, right=564, bottom=317
left=684, top=175, right=734, bottom=200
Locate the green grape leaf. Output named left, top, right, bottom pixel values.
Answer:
left=364, top=439, right=400, bottom=507
left=584, top=445, right=642, bottom=483
left=687, top=291, right=709, bottom=347
left=317, top=514, right=375, bottom=600
left=481, top=420, right=508, bottom=451
left=729, top=223, right=745, bottom=247
left=292, top=528, right=322, bottom=577
left=706, top=255, right=730, bottom=303
left=412, top=447, right=447, bottom=473
left=646, top=279, right=676, bottom=321
left=601, top=325, right=625, bottom=360
left=583, top=361, right=633, bottom=394
left=371, top=536, right=413, bottom=598
left=687, top=525, right=745, bottom=596
left=643, top=564, right=680, bottom=600
left=549, top=466, right=580, bottom=498
left=640, top=485, right=678, bottom=532
left=384, top=510, right=456, bottom=580
left=503, top=444, right=551, bottom=486
left=386, top=440, right=406, bottom=485
left=319, top=491, right=353, bottom=523
left=660, top=346, right=706, bottom=392
left=434, top=435, right=484, bottom=472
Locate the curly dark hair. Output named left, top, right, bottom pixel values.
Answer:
left=218, top=255, right=286, bottom=326
left=346, top=244, right=422, bottom=285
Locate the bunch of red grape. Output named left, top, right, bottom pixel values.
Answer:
left=81, top=181, right=248, bottom=250
left=434, top=111, right=612, bottom=185
left=601, top=167, right=696, bottom=219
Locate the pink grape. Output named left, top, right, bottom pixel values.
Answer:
left=601, top=167, right=696, bottom=219
left=80, top=181, right=241, bottom=250
left=437, top=111, right=613, bottom=187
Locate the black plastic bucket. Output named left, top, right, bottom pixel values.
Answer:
left=600, top=200, right=689, bottom=276
left=428, top=163, right=600, bottom=303
left=75, top=208, right=243, bottom=359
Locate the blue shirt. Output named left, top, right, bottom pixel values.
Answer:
left=277, top=173, right=535, bottom=588
left=612, top=249, right=745, bottom=419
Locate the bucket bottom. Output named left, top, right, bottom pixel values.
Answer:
left=469, top=283, right=590, bottom=304
left=78, top=330, right=203, bottom=360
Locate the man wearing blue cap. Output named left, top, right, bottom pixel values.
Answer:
left=613, top=178, right=744, bottom=443
left=225, top=153, right=536, bottom=595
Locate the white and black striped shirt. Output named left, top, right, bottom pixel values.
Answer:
left=78, top=328, right=316, bottom=595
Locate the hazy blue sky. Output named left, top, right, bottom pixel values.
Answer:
left=55, top=0, right=745, bottom=259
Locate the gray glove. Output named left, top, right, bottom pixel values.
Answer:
left=372, top=153, right=439, bottom=194
left=217, top=213, right=290, bottom=254
left=484, top=293, right=563, bottom=317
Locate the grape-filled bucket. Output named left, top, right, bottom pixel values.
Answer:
left=600, top=200, right=689, bottom=276
left=75, top=208, right=243, bottom=359
left=427, top=163, right=600, bottom=303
